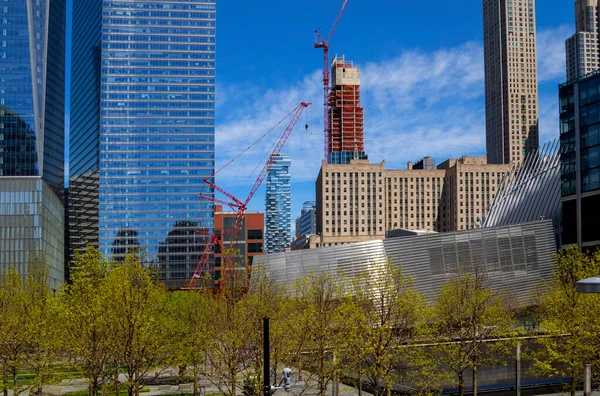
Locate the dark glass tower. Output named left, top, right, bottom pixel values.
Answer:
left=0, top=0, right=66, bottom=288
left=559, top=73, right=600, bottom=250
left=70, top=0, right=216, bottom=286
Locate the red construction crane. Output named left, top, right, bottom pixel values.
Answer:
left=188, top=102, right=311, bottom=289
left=314, top=0, right=349, bottom=161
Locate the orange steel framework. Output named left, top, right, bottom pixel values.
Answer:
left=329, top=56, right=364, bottom=155
left=188, top=102, right=311, bottom=289
left=314, top=0, right=349, bottom=160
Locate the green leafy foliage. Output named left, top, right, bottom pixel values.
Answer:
left=530, top=246, right=600, bottom=396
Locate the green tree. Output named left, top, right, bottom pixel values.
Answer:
left=425, top=273, right=516, bottom=396
left=104, top=253, right=174, bottom=396
left=293, top=272, right=348, bottom=396
left=531, top=246, right=600, bottom=396
left=238, top=267, right=287, bottom=396
left=22, top=255, right=64, bottom=396
left=0, top=267, right=27, bottom=396
left=207, top=277, right=253, bottom=396
left=62, top=246, right=113, bottom=396
left=165, top=290, right=213, bottom=396
left=344, top=262, right=427, bottom=396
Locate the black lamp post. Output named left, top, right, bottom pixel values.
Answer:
left=264, top=317, right=270, bottom=396
left=575, top=276, right=600, bottom=396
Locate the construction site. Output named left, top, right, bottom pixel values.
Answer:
left=185, top=0, right=358, bottom=290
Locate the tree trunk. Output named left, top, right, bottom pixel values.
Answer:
left=458, top=372, right=464, bottom=396
left=134, top=372, right=139, bottom=396
left=358, top=373, right=362, bottom=396
left=570, top=378, right=576, bottom=396
left=356, top=365, right=362, bottom=396
left=193, top=366, right=198, bottom=396
left=114, top=368, right=119, bottom=396
left=3, top=371, right=8, bottom=396
left=473, top=366, right=478, bottom=396
left=12, top=369, right=19, bottom=396
left=230, top=368, right=236, bottom=396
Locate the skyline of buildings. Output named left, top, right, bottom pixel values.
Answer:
left=69, top=0, right=216, bottom=284
left=0, top=0, right=67, bottom=288
left=2, top=0, right=598, bottom=288
left=265, top=154, right=292, bottom=253
left=482, top=0, right=540, bottom=165
left=566, top=0, right=600, bottom=81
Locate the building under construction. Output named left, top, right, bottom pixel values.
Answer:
left=328, top=55, right=367, bottom=164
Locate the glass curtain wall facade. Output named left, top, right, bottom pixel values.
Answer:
left=265, top=154, right=292, bottom=253
left=0, top=0, right=66, bottom=284
left=69, top=0, right=102, bottom=258
left=559, top=72, right=600, bottom=250
left=70, top=1, right=216, bottom=284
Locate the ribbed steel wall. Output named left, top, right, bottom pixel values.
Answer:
left=254, top=220, right=557, bottom=308
left=482, top=141, right=561, bottom=230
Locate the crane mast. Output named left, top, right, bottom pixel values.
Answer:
left=314, top=0, right=349, bottom=161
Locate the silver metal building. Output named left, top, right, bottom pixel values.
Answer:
left=254, top=220, right=557, bottom=308
left=482, top=141, right=561, bottom=239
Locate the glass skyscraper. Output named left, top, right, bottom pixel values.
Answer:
left=559, top=72, right=600, bottom=250
left=265, top=154, right=292, bottom=253
left=0, top=0, right=66, bottom=288
left=70, top=0, right=216, bottom=287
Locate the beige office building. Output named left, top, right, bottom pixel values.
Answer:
left=483, top=0, right=539, bottom=165
left=566, top=0, right=599, bottom=81
left=315, top=158, right=510, bottom=247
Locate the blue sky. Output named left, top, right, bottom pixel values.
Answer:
left=66, top=0, right=574, bottom=231
left=214, top=0, right=573, bottom=223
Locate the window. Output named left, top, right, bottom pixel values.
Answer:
left=248, top=229, right=263, bottom=240
left=247, top=243, right=263, bottom=253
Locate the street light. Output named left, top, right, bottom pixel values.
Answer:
left=575, top=276, right=600, bottom=293
left=574, top=275, right=600, bottom=396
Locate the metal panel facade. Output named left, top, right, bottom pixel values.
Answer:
left=254, top=220, right=557, bottom=308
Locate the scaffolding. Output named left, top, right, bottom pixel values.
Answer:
left=328, top=55, right=365, bottom=163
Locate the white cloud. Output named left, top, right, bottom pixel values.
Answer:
left=537, top=24, right=572, bottom=82
left=216, top=42, right=488, bottom=184
left=216, top=27, right=571, bottom=186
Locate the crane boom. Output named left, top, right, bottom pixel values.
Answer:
left=188, top=102, right=311, bottom=289
left=244, top=102, right=310, bottom=206
left=327, top=0, right=349, bottom=44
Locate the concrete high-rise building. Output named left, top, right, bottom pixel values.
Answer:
left=559, top=74, right=600, bottom=250
left=0, top=0, right=67, bottom=288
left=328, top=55, right=368, bottom=165
left=315, top=157, right=509, bottom=247
left=265, top=154, right=292, bottom=253
left=566, top=0, right=600, bottom=81
left=482, top=0, right=539, bottom=165
left=69, top=0, right=216, bottom=284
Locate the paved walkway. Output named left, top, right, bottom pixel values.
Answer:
left=4, top=375, right=373, bottom=396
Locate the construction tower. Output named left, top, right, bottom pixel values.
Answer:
left=328, top=55, right=367, bottom=164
